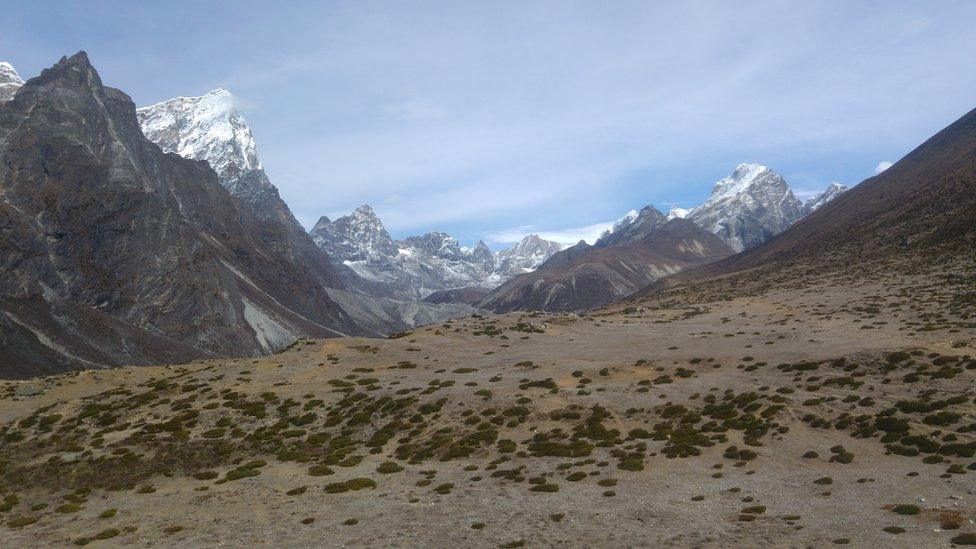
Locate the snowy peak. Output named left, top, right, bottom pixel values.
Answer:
left=137, top=89, right=261, bottom=183
left=803, top=182, right=848, bottom=213
left=601, top=210, right=639, bottom=239
left=470, top=240, right=497, bottom=271
left=355, top=204, right=376, bottom=214
left=496, top=234, right=565, bottom=275
left=400, top=232, right=464, bottom=259
left=667, top=206, right=690, bottom=220
left=516, top=234, right=556, bottom=252
left=688, top=163, right=803, bottom=252
left=709, top=163, right=773, bottom=202
left=595, top=205, right=667, bottom=248
left=310, top=204, right=397, bottom=262
left=136, top=88, right=312, bottom=236
left=0, top=61, right=24, bottom=102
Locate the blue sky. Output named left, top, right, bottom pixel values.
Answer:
left=3, top=1, right=975, bottom=248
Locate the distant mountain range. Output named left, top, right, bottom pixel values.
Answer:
left=473, top=164, right=847, bottom=313
left=310, top=205, right=564, bottom=300
left=635, top=104, right=976, bottom=301
left=134, top=82, right=567, bottom=303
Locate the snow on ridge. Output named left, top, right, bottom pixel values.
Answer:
left=137, top=89, right=261, bottom=182
left=708, top=163, right=770, bottom=202
left=803, top=181, right=848, bottom=213
left=0, top=61, right=24, bottom=102
left=667, top=206, right=690, bottom=220
left=310, top=205, right=565, bottom=298
left=0, top=61, right=23, bottom=84
left=596, top=209, right=639, bottom=241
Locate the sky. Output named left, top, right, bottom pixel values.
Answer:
left=3, top=1, right=975, bottom=248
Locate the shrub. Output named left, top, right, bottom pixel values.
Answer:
left=376, top=462, right=404, bottom=474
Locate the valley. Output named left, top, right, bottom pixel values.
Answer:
left=1, top=14, right=974, bottom=546
left=0, top=252, right=972, bottom=547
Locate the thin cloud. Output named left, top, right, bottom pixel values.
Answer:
left=485, top=221, right=614, bottom=246
left=874, top=161, right=894, bottom=174
left=383, top=97, right=447, bottom=122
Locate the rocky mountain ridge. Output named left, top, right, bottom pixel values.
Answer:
left=632, top=105, right=976, bottom=303
left=608, top=164, right=846, bottom=254
left=310, top=205, right=564, bottom=300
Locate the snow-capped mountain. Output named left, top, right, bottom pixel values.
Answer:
left=495, top=234, right=564, bottom=277
left=137, top=89, right=486, bottom=332
left=481, top=217, right=734, bottom=313
left=687, top=163, right=805, bottom=252
left=137, top=89, right=308, bottom=241
left=600, top=209, right=639, bottom=239
left=310, top=205, right=398, bottom=262
left=310, top=206, right=563, bottom=300
left=803, top=182, right=848, bottom=214
left=136, top=89, right=295, bottom=223
left=138, top=89, right=260, bottom=181
left=667, top=206, right=690, bottom=220
left=595, top=205, right=667, bottom=247
left=0, top=61, right=24, bottom=102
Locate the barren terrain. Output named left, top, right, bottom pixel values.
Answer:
left=0, top=258, right=974, bottom=547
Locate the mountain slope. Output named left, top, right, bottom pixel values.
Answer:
left=0, top=52, right=361, bottom=377
left=479, top=217, right=733, bottom=313
left=633, top=106, right=976, bottom=301
left=687, top=163, right=804, bottom=252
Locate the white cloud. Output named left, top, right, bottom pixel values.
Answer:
left=485, top=220, right=613, bottom=246
left=198, top=2, right=976, bottom=241
left=874, top=160, right=894, bottom=174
